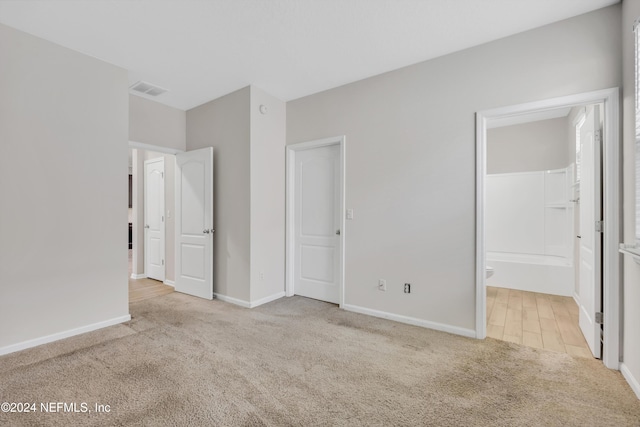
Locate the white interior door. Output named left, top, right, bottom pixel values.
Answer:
left=175, top=147, right=214, bottom=300
left=578, top=105, right=602, bottom=358
left=144, top=158, right=165, bottom=281
left=294, top=144, right=341, bottom=304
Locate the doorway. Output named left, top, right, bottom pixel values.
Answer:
left=475, top=89, right=620, bottom=369
left=129, top=144, right=179, bottom=303
left=286, top=136, right=345, bottom=306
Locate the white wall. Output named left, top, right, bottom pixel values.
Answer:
left=249, top=87, right=286, bottom=302
left=186, top=87, right=252, bottom=301
left=129, top=94, right=186, bottom=150
left=487, top=117, right=569, bottom=174
left=621, top=0, right=640, bottom=398
left=286, top=6, right=621, bottom=332
left=0, top=23, right=129, bottom=351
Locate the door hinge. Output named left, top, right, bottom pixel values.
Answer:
left=162, top=259, right=164, bottom=266
left=595, top=220, right=603, bottom=233
left=162, top=215, right=164, bottom=222
left=595, top=312, right=603, bottom=324
left=161, top=172, right=164, bottom=178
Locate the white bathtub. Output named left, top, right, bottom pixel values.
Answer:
left=486, top=252, right=574, bottom=296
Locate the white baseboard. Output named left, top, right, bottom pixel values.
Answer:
left=0, top=314, right=131, bottom=357
left=213, top=292, right=286, bottom=308
left=572, top=292, right=580, bottom=307
left=130, top=273, right=146, bottom=279
left=214, top=293, right=251, bottom=308
left=163, top=279, right=175, bottom=287
left=342, top=304, right=476, bottom=338
left=249, top=292, right=285, bottom=308
left=620, top=363, right=640, bottom=400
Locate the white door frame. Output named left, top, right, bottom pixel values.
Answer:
left=475, top=88, right=620, bottom=369
left=286, top=136, right=346, bottom=307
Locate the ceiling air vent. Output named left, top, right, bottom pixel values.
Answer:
left=129, top=81, right=168, bottom=97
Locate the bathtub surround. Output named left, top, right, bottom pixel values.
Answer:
left=486, top=167, right=575, bottom=296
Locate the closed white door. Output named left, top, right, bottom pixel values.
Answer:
left=144, top=158, right=165, bottom=281
left=578, top=105, right=602, bottom=358
left=175, top=147, right=214, bottom=300
left=294, top=144, right=341, bottom=304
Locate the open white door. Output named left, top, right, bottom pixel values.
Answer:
left=175, top=147, right=214, bottom=300
left=578, top=105, right=602, bottom=358
left=144, top=158, right=165, bottom=281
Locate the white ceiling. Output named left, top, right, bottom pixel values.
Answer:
left=0, top=0, right=619, bottom=111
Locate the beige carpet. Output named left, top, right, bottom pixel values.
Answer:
left=1, top=294, right=639, bottom=426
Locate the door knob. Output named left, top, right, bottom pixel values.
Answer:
left=144, top=225, right=150, bottom=229
left=203, top=229, right=210, bottom=234
left=336, top=229, right=341, bottom=235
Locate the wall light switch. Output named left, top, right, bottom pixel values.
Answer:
left=346, top=209, right=354, bottom=220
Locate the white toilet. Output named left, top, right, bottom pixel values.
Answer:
left=486, top=266, right=494, bottom=279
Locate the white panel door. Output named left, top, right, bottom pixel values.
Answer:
left=578, top=105, right=602, bottom=358
left=144, top=158, right=165, bottom=281
left=294, top=145, right=340, bottom=304
left=175, top=148, right=214, bottom=300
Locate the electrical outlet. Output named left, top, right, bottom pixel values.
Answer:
left=378, top=279, right=386, bottom=291
left=404, top=283, right=411, bottom=293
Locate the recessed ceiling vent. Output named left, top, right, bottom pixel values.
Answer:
left=129, top=81, right=168, bottom=97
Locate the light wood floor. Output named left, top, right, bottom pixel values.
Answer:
left=129, top=277, right=174, bottom=303
left=487, top=286, right=593, bottom=358
left=128, top=249, right=174, bottom=303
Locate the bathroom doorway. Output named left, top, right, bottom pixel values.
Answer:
left=475, top=89, right=621, bottom=369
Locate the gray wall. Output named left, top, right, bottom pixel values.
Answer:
left=0, top=23, right=129, bottom=350
left=621, top=0, right=640, bottom=393
left=129, top=94, right=186, bottom=150
left=186, top=85, right=287, bottom=305
left=286, top=6, right=621, bottom=331
left=249, top=86, right=286, bottom=302
left=487, top=117, right=569, bottom=174
left=186, top=87, right=251, bottom=301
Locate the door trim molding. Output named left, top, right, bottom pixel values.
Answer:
left=285, top=136, right=346, bottom=307
left=475, top=88, right=620, bottom=369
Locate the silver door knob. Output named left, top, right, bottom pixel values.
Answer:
left=203, top=229, right=210, bottom=234
left=144, top=225, right=150, bottom=229
left=335, top=229, right=341, bottom=235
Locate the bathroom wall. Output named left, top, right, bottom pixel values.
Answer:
left=487, top=116, right=569, bottom=174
